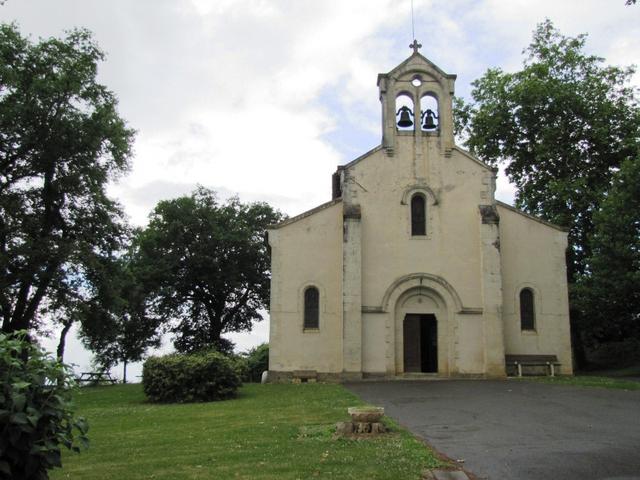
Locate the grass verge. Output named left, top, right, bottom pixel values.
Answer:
left=582, top=365, right=640, bottom=378
left=52, top=383, right=444, bottom=480
left=518, top=375, right=640, bottom=390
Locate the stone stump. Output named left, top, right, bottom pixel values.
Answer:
left=335, top=406, right=386, bottom=436
left=335, top=421, right=354, bottom=435
left=370, top=422, right=386, bottom=434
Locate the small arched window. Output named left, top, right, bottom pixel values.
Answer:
left=304, top=287, right=319, bottom=330
left=411, top=194, right=426, bottom=236
left=520, top=288, right=535, bottom=330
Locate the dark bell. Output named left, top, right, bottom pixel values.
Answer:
left=397, top=107, right=414, bottom=128
left=422, top=110, right=437, bottom=130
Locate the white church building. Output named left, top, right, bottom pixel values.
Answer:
left=267, top=45, right=573, bottom=381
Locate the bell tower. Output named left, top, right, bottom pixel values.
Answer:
left=377, top=41, right=457, bottom=156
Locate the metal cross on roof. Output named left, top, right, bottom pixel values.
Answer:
left=409, top=39, right=422, bottom=53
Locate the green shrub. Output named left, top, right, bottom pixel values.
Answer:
left=243, top=344, right=269, bottom=383
left=229, top=354, right=249, bottom=382
left=587, top=339, right=640, bottom=368
left=0, top=331, right=89, bottom=480
left=142, top=351, right=241, bottom=403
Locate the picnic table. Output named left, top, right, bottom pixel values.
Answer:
left=77, top=371, right=118, bottom=385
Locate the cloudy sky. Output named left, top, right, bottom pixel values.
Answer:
left=2, top=0, right=638, bottom=378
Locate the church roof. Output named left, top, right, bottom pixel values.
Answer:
left=377, top=51, right=457, bottom=86
left=496, top=201, right=569, bottom=233
left=267, top=198, right=342, bottom=230
left=339, top=145, right=384, bottom=170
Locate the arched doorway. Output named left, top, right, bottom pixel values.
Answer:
left=382, top=273, right=462, bottom=376
left=403, top=314, right=437, bottom=373
left=394, top=285, right=446, bottom=375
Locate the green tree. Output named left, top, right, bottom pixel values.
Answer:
left=136, top=187, right=284, bottom=354
left=575, top=157, right=640, bottom=346
left=454, top=19, right=640, bottom=281
left=454, top=20, right=640, bottom=365
left=79, top=254, right=163, bottom=383
left=0, top=24, right=134, bottom=340
left=46, top=251, right=126, bottom=362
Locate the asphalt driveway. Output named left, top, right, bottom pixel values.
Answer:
left=346, top=380, right=640, bottom=480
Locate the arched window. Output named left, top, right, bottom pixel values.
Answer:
left=420, top=94, right=439, bottom=131
left=520, top=288, right=535, bottom=330
left=411, top=194, right=426, bottom=236
left=395, top=93, right=415, bottom=131
left=304, top=287, right=319, bottom=330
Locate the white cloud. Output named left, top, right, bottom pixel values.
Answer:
left=495, top=167, right=517, bottom=206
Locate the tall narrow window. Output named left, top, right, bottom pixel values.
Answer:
left=520, top=288, right=535, bottom=330
left=304, top=287, right=319, bottom=330
left=411, top=194, right=426, bottom=236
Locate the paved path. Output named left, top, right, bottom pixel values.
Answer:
left=346, top=380, right=640, bottom=480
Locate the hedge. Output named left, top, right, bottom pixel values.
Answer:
left=142, top=351, right=241, bottom=403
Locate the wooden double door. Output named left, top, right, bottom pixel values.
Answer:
left=403, top=314, right=438, bottom=373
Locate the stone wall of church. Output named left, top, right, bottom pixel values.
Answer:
left=344, top=138, right=491, bottom=316
left=342, top=137, right=497, bottom=375
left=457, top=314, right=485, bottom=374
left=498, top=204, right=574, bottom=374
left=362, top=312, right=387, bottom=373
left=267, top=201, right=344, bottom=374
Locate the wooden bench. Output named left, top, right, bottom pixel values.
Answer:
left=77, top=371, right=118, bottom=386
left=505, top=355, right=561, bottom=377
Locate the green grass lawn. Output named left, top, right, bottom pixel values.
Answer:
left=519, top=375, right=640, bottom=390
left=582, top=365, right=640, bottom=378
left=51, top=383, right=443, bottom=480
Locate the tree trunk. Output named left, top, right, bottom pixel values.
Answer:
left=56, top=321, right=73, bottom=361
left=571, top=316, right=588, bottom=370
left=122, top=360, right=127, bottom=384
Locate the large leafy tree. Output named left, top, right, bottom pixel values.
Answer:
left=454, top=20, right=640, bottom=281
left=46, top=253, right=122, bottom=361
left=136, top=187, right=284, bottom=353
left=454, top=20, right=640, bottom=364
left=79, top=253, right=162, bottom=383
left=575, top=158, right=640, bottom=346
left=0, top=24, right=134, bottom=337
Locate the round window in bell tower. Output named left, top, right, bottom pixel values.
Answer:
left=411, top=76, right=422, bottom=87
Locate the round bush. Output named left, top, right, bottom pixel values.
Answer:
left=142, top=351, right=241, bottom=403
left=0, top=331, right=88, bottom=480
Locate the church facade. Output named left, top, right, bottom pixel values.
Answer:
left=267, top=48, right=573, bottom=380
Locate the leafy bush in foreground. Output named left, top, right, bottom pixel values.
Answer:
left=142, top=351, right=241, bottom=403
left=0, top=332, right=88, bottom=480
